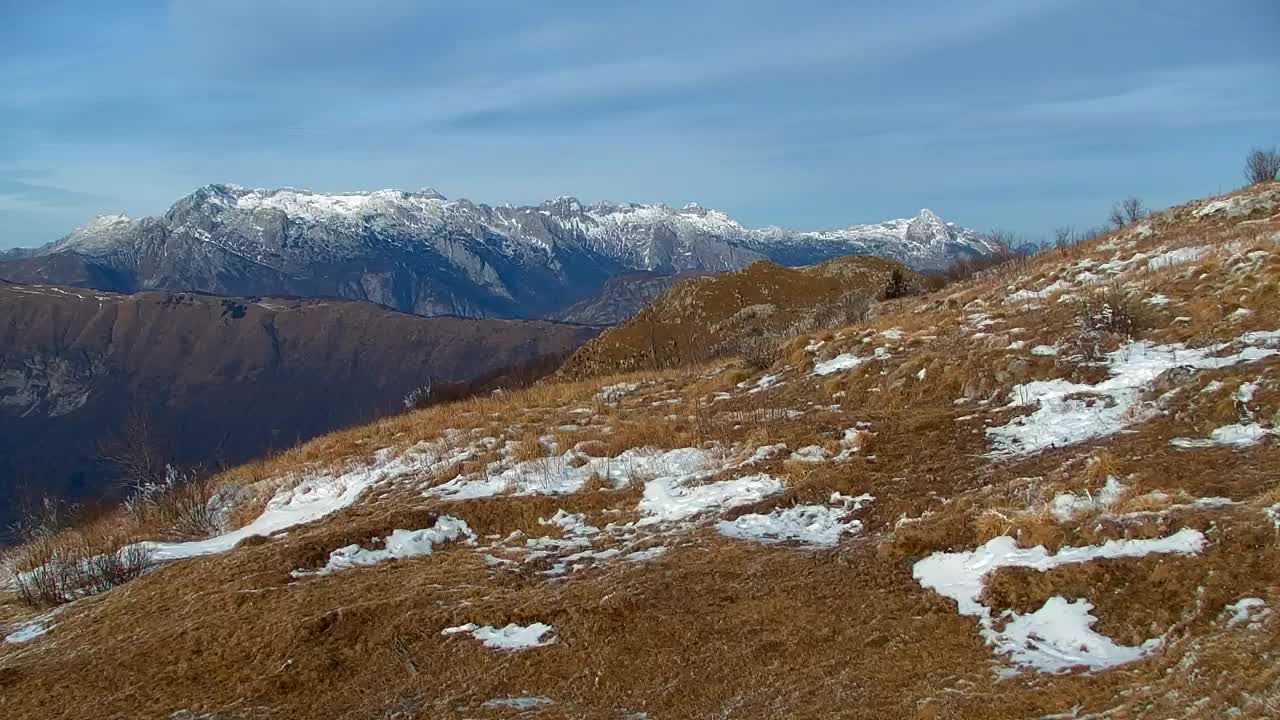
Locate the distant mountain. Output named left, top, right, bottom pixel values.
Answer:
left=0, top=185, right=996, bottom=319
left=0, top=280, right=598, bottom=535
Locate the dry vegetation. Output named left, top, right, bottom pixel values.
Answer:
left=2, top=182, right=1280, bottom=719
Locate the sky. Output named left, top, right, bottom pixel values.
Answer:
left=2, top=0, right=1279, bottom=248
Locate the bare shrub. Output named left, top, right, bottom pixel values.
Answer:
left=1109, top=197, right=1146, bottom=229
left=1244, top=146, right=1280, bottom=185
left=123, top=465, right=221, bottom=539
left=739, top=335, right=783, bottom=371
left=1053, top=226, right=1076, bottom=248
left=11, top=528, right=154, bottom=607
left=98, top=407, right=168, bottom=490
left=1069, top=286, right=1149, bottom=361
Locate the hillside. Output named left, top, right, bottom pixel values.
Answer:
left=2, top=183, right=1279, bottom=719
left=0, top=185, right=994, bottom=319
left=559, top=254, right=919, bottom=378
left=0, top=283, right=598, bottom=535
left=550, top=271, right=699, bottom=325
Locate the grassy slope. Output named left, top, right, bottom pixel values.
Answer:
left=558, top=255, right=914, bottom=379
left=1, top=183, right=1279, bottom=719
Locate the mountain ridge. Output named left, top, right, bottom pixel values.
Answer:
left=0, top=184, right=997, bottom=320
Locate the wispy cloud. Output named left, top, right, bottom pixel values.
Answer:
left=2, top=0, right=1278, bottom=247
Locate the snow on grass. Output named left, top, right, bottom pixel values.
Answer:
left=1264, top=504, right=1280, bottom=530
left=1144, top=294, right=1171, bottom=306
left=428, top=446, right=719, bottom=500
left=4, top=619, right=50, bottom=644
left=441, top=622, right=556, bottom=650
left=638, top=473, right=783, bottom=525
left=1146, top=245, right=1209, bottom=270
left=1050, top=476, right=1126, bottom=521
left=1030, top=345, right=1058, bottom=357
left=987, top=332, right=1280, bottom=457
left=833, top=427, right=867, bottom=462
left=913, top=528, right=1206, bottom=673
left=1235, top=381, right=1260, bottom=402
left=292, top=515, right=475, bottom=577
left=482, top=697, right=554, bottom=710
left=789, top=445, right=828, bottom=463
left=597, top=382, right=641, bottom=403
left=718, top=492, right=873, bottom=547
left=813, top=353, right=864, bottom=376
left=145, top=441, right=469, bottom=562
left=1224, top=598, right=1270, bottom=628
left=1170, top=423, right=1274, bottom=449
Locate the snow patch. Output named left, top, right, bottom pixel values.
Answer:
left=292, top=515, right=475, bottom=576
left=441, top=622, right=557, bottom=650
left=638, top=473, right=783, bottom=525
left=988, top=333, right=1280, bottom=457
left=813, top=353, right=864, bottom=376
left=718, top=492, right=873, bottom=547
left=1171, top=423, right=1274, bottom=449
left=913, top=529, right=1205, bottom=672
left=1225, top=598, right=1270, bottom=628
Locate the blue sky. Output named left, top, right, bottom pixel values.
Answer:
left=3, top=0, right=1278, bottom=248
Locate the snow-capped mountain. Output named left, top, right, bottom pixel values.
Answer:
left=0, top=184, right=996, bottom=319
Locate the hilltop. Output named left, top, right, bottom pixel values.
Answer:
left=1, top=183, right=1278, bottom=719
left=0, top=185, right=994, bottom=320
left=559, top=254, right=919, bottom=378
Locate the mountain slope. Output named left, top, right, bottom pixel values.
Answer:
left=549, top=271, right=700, bottom=325
left=0, top=185, right=994, bottom=319
left=558, top=255, right=918, bottom=378
left=7, top=186, right=1277, bottom=719
left=0, top=282, right=598, bottom=533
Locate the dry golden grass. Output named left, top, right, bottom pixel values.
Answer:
left=4, top=183, right=1280, bottom=718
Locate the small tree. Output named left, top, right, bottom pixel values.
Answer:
left=98, top=407, right=167, bottom=493
left=1053, top=226, right=1075, bottom=248
left=1122, top=197, right=1145, bottom=224
left=1108, top=197, right=1145, bottom=229
left=1244, top=146, right=1280, bottom=185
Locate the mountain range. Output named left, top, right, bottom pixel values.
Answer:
left=0, top=185, right=996, bottom=319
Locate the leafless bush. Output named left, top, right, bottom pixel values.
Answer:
left=739, top=335, right=783, bottom=371
left=1109, top=197, right=1146, bottom=229
left=98, top=408, right=168, bottom=490
left=1053, top=226, right=1077, bottom=248
left=1069, top=286, right=1149, bottom=361
left=1245, top=146, right=1280, bottom=185
left=813, top=290, right=871, bottom=329
left=123, top=465, right=221, bottom=539
left=11, top=528, right=154, bottom=607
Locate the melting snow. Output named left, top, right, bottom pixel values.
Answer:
left=638, top=473, right=783, bottom=525
left=292, top=515, right=475, bottom=576
left=1170, top=423, right=1274, bottom=449
left=718, top=493, right=873, bottom=547
left=913, top=528, right=1206, bottom=672
left=1225, top=598, right=1270, bottom=628
left=441, top=622, right=557, bottom=650
left=140, top=442, right=468, bottom=561
left=813, top=353, right=864, bottom=376
left=1050, top=476, right=1126, bottom=521
left=789, top=445, right=828, bottom=463
left=1147, top=245, right=1209, bottom=270
left=482, top=697, right=554, bottom=710
left=597, top=382, right=641, bottom=403
left=987, top=332, right=1280, bottom=457
left=428, top=446, right=718, bottom=500
left=4, top=620, right=50, bottom=644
